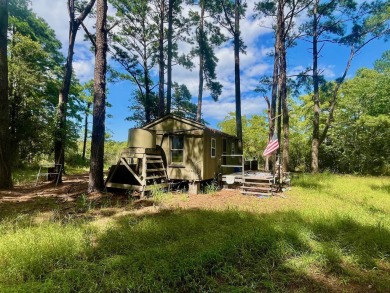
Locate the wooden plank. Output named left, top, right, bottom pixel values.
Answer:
left=145, top=175, right=166, bottom=180
left=146, top=159, right=163, bottom=163
left=221, top=165, right=243, bottom=168
left=106, top=182, right=143, bottom=191
left=242, top=185, right=272, bottom=190
left=242, top=182, right=272, bottom=186
left=106, top=182, right=169, bottom=191
left=244, top=176, right=273, bottom=180
left=144, top=183, right=169, bottom=191
left=241, top=191, right=272, bottom=196
left=146, top=168, right=166, bottom=172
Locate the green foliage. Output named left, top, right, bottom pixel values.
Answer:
left=188, top=0, right=226, bottom=102
left=171, top=82, right=197, bottom=120
left=127, top=90, right=160, bottom=126
left=320, top=66, right=390, bottom=175
left=150, top=184, right=168, bottom=202
left=291, top=51, right=390, bottom=175
left=6, top=0, right=86, bottom=166
left=203, top=180, right=219, bottom=194
left=218, top=112, right=268, bottom=160
left=103, top=140, right=127, bottom=166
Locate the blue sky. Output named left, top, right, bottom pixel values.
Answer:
left=31, top=0, right=388, bottom=142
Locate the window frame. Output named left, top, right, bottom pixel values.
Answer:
left=170, top=135, right=184, bottom=165
left=211, top=137, right=216, bottom=158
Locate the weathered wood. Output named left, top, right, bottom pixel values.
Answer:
left=106, top=182, right=168, bottom=191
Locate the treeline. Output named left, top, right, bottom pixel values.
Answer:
left=0, top=0, right=389, bottom=190
left=220, top=54, right=390, bottom=175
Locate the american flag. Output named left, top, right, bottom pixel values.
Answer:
left=263, top=135, right=279, bottom=157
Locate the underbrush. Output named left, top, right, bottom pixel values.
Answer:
left=0, top=174, right=389, bottom=292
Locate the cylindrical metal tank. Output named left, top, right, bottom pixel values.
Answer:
left=127, top=129, right=156, bottom=148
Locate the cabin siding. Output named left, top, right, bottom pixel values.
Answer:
left=143, top=115, right=238, bottom=182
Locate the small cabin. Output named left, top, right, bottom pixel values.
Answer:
left=142, top=114, right=240, bottom=182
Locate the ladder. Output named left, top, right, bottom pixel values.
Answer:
left=35, top=164, right=62, bottom=186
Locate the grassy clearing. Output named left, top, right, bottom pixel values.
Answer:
left=0, top=174, right=389, bottom=292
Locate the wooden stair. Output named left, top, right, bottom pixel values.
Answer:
left=240, top=177, right=275, bottom=196
left=144, top=155, right=168, bottom=184
left=105, top=149, right=168, bottom=197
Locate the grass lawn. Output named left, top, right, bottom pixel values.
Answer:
left=0, top=173, right=389, bottom=292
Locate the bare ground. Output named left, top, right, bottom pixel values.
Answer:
left=0, top=174, right=293, bottom=219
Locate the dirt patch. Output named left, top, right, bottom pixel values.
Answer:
left=0, top=175, right=293, bottom=219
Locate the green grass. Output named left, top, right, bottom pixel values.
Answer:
left=0, top=174, right=389, bottom=292
left=12, top=165, right=40, bottom=185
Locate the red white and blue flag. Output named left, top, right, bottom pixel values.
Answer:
left=263, top=135, right=279, bottom=157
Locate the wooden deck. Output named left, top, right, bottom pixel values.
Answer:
left=222, top=171, right=276, bottom=196
left=222, top=171, right=275, bottom=184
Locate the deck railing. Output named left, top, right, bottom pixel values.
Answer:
left=220, top=154, right=245, bottom=183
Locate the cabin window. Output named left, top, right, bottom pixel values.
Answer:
left=211, top=138, right=216, bottom=158
left=231, top=142, right=235, bottom=155
left=171, top=136, right=184, bottom=164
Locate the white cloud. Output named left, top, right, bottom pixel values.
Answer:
left=320, top=65, right=336, bottom=79
left=73, top=58, right=95, bottom=83
left=31, top=1, right=274, bottom=125
left=202, top=96, right=268, bottom=121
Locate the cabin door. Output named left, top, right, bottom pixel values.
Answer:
left=222, top=138, right=227, bottom=165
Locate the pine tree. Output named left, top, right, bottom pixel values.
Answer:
left=88, top=0, right=108, bottom=192
left=0, top=0, right=12, bottom=189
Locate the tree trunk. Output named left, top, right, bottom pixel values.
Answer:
left=55, top=0, right=96, bottom=181
left=196, top=1, right=205, bottom=122
left=264, top=96, right=271, bottom=171
left=278, top=1, right=289, bottom=172
left=158, top=0, right=165, bottom=117
left=82, top=102, right=91, bottom=160
left=55, top=23, right=77, bottom=175
left=0, top=0, right=12, bottom=189
left=142, top=18, right=151, bottom=123
left=166, top=0, right=173, bottom=115
left=280, top=45, right=289, bottom=172
left=270, top=32, right=279, bottom=141
left=88, top=0, right=107, bottom=193
left=144, top=61, right=151, bottom=123
left=234, top=0, right=242, bottom=152
left=277, top=70, right=282, bottom=178
left=311, top=0, right=320, bottom=173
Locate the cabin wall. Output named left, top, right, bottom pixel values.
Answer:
left=202, top=130, right=239, bottom=180
left=143, top=116, right=239, bottom=182
left=143, top=117, right=205, bottom=181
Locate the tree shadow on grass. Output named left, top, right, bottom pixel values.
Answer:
left=370, top=184, right=390, bottom=194
left=8, top=208, right=387, bottom=292
left=292, top=174, right=333, bottom=191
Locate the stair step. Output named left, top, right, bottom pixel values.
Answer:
left=244, top=176, right=273, bottom=180
left=146, top=175, right=167, bottom=180
left=146, top=160, right=164, bottom=164
left=146, top=168, right=166, bottom=172
left=241, top=186, right=272, bottom=191
left=242, top=182, right=272, bottom=186
left=241, top=191, right=272, bottom=196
